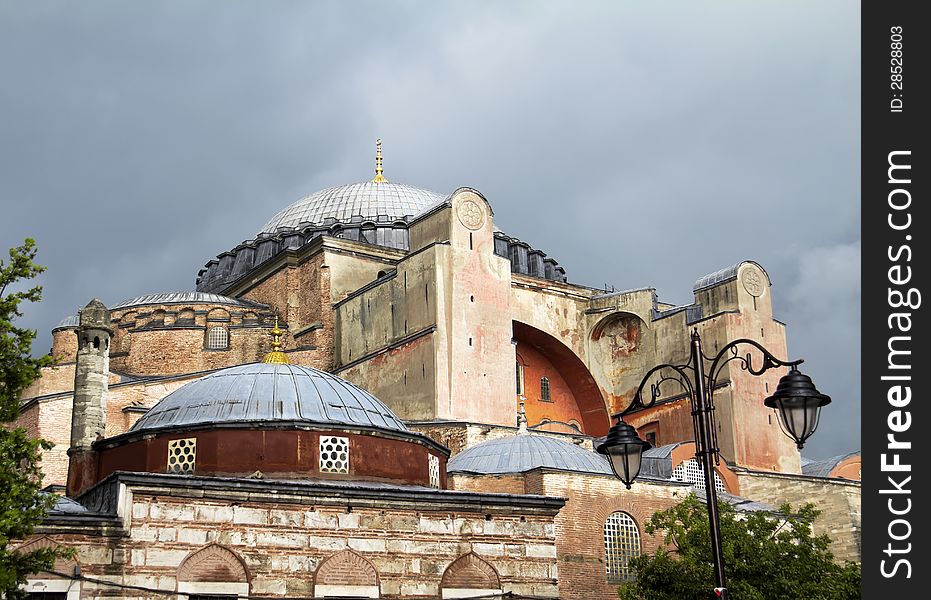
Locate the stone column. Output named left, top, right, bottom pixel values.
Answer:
left=66, top=299, right=112, bottom=498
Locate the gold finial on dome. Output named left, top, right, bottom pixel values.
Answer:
left=262, top=313, right=289, bottom=364
left=372, top=138, right=388, bottom=183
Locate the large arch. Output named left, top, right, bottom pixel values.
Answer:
left=513, top=321, right=610, bottom=436
left=441, top=553, right=501, bottom=599
left=177, top=543, right=250, bottom=598
left=314, top=549, right=380, bottom=598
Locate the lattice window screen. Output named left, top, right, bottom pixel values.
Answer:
left=604, top=511, right=640, bottom=582
left=671, top=459, right=726, bottom=493
left=206, top=326, right=228, bottom=349
left=429, top=455, right=440, bottom=488
left=167, top=438, right=196, bottom=474
left=320, top=436, right=350, bottom=474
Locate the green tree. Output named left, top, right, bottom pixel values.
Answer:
left=0, top=239, right=69, bottom=599
left=618, top=494, right=860, bottom=600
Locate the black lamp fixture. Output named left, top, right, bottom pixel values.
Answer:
left=596, top=419, right=652, bottom=489
left=596, top=329, right=831, bottom=599
left=763, top=366, right=831, bottom=449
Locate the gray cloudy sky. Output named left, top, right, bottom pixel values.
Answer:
left=1, top=1, right=859, bottom=459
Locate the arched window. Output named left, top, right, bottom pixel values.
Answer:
left=176, top=308, right=195, bottom=326
left=315, top=550, right=379, bottom=598
left=604, top=511, right=640, bottom=582
left=441, top=553, right=501, bottom=599
left=16, top=537, right=80, bottom=599
left=540, top=376, right=551, bottom=401
left=206, top=326, right=229, bottom=350
left=177, top=544, right=249, bottom=599
left=671, top=459, right=727, bottom=493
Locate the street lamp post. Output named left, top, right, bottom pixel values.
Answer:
left=596, top=329, right=831, bottom=599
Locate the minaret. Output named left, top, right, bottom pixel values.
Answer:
left=371, top=139, right=388, bottom=183
left=66, top=298, right=112, bottom=498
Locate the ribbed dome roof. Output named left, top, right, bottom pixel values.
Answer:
left=112, top=292, right=265, bottom=310
left=130, top=363, right=408, bottom=434
left=54, top=314, right=79, bottom=330
left=447, top=434, right=612, bottom=475
left=260, top=181, right=446, bottom=234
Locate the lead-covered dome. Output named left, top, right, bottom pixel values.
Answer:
left=260, top=181, right=446, bottom=234
left=447, top=434, right=612, bottom=475
left=130, top=362, right=408, bottom=434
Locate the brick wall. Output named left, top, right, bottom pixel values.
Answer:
left=21, top=375, right=204, bottom=487
left=450, top=474, right=526, bottom=495
left=536, top=472, right=683, bottom=600
left=241, top=255, right=334, bottom=371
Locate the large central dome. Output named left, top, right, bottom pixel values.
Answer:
left=259, top=181, right=446, bottom=234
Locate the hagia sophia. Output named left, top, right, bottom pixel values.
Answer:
left=15, top=142, right=860, bottom=599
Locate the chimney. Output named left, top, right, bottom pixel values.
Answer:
left=66, top=299, right=111, bottom=498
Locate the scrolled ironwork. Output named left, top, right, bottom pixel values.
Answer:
left=624, top=362, right=695, bottom=416
left=706, top=338, right=802, bottom=398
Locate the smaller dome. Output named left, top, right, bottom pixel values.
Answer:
left=130, top=363, right=408, bottom=434
left=447, top=434, right=612, bottom=475
left=111, top=292, right=266, bottom=310
left=54, top=314, right=79, bottom=330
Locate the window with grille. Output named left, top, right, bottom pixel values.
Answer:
left=320, top=436, right=350, bottom=474
left=429, top=454, right=440, bottom=488
left=540, top=377, right=551, bottom=401
left=515, top=362, right=524, bottom=395
left=604, top=511, right=640, bottom=582
left=167, top=438, right=196, bottom=474
left=671, top=459, right=727, bottom=493
left=206, top=326, right=228, bottom=349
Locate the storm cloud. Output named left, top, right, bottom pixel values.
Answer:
left=0, top=1, right=859, bottom=459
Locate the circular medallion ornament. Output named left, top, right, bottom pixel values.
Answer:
left=742, top=266, right=764, bottom=297
left=457, top=195, right=486, bottom=230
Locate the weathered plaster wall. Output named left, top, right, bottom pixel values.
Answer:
left=516, top=343, right=584, bottom=429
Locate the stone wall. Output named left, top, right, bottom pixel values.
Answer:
left=734, top=468, right=861, bottom=563
left=31, top=477, right=562, bottom=599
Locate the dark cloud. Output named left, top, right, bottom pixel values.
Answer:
left=0, top=1, right=859, bottom=459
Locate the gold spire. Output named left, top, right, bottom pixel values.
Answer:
left=262, top=314, right=289, bottom=364
left=371, top=138, right=388, bottom=183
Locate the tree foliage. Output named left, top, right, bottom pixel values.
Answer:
left=0, top=239, right=69, bottom=599
left=618, top=494, right=860, bottom=600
